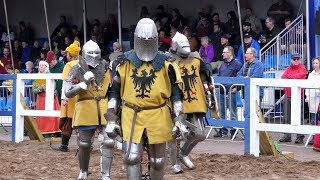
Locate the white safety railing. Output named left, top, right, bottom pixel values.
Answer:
left=260, top=15, right=305, bottom=78
left=249, top=78, right=320, bottom=156
left=14, top=73, right=62, bottom=143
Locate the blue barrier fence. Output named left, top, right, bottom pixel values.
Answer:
left=0, top=74, right=17, bottom=142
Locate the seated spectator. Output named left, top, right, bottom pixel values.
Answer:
left=90, top=24, right=104, bottom=48
left=213, top=34, right=232, bottom=65
left=242, top=22, right=259, bottom=40
left=103, top=13, right=119, bottom=44
left=23, top=61, right=37, bottom=85
left=34, top=50, right=46, bottom=71
left=199, top=36, right=215, bottom=66
left=2, top=64, right=19, bottom=93
left=168, top=8, right=187, bottom=32
left=243, top=8, right=263, bottom=34
left=209, top=24, right=224, bottom=50
left=259, top=17, right=280, bottom=47
left=1, top=28, right=15, bottom=46
left=183, top=27, right=199, bottom=52
left=279, top=54, right=307, bottom=144
left=18, top=21, right=34, bottom=44
left=212, top=13, right=225, bottom=32
left=21, top=41, right=32, bottom=65
left=158, top=30, right=171, bottom=52
left=13, top=40, right=22, bottom=62
left=30, top=40, right=42, bottom=62
left=225, top=11, right=240, bottom=46
left=153, top=5, right=170, bottom=26
left=267, top=0, right=293, bottom=29
left=237, top=33, right=260, bottom=64
left=51, top=15, right=70, bottom=40
left=195, top=14, right=213, bottom=39
left=280, top=18, right=307, bottom=65
left=42, top=41, right=50, bottom=55
left=0, top=47, right=18, bottom=73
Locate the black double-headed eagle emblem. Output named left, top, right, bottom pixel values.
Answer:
left=181, top=65, right=198, bottom=102
left=130, top=68, right=157, bottom=98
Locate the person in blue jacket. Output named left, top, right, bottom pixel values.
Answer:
left=237, top=47, right=264, bottom=119
left=237, top=33, right=260, bottom=64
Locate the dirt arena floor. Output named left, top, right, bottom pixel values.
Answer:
left=1, top=139, right=320, bottom=180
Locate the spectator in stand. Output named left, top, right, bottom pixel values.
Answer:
left=214, top=34, right=232, bottom=64
left=153, top=5, right=170, bottom=27
left=1, top=27, right=15, bottom=46
left=62, top=36, right=72, bottom=52
left=183, top=27, right=199, bottom=52
left=33, top=60, right=60, bottom=137
left=34, top=50, right=46, bottom=71
left=30, top=40, right=42, bottom=62
left=267, top=0, right=293, bottom=29
left=195, top=14, right=213, bottom=39
left=279, top=53, right=307, bottom=144
left=21, top=41, right=33, bottom=65
left=23, top=61, right=36, bottom=84
left=0, top=47, right=18, bottom=73
left=243, top=8, right=263, bottom=34
left=237, top=33, right=260, bottom=64
left=209, top=24, right=224, bottom=50
left=90, top=24, right=104, bottom=48
left=13, top=40, right=22, bottom=61
left=54, top=26, right=69, bottom=51
left=242, top=22, right=259, bottom=40
left=169, top=8, right=187, bottom=32
left=18, top=21, right=34, bottom=44
left=71, top=25, right=83, bottom=45
left=305, top=57, right=320, bottom=145
left=214, top=46, right=242, bottom=138
left=158, top=30, right=171, bottom=52
left=103, top=13, right=119, bottom=45
left=2, top=64, right=19, bottom=93
left=281, top=18, right=307, bottom=65
left=199, top=36, right=215, bottom=70
left=212, top=13, right=225, bottom=32
left=109, top=42, right=123, bottom=69
left=259, top=17, right=280, bottom=47
left=47, top=50, right=64, bottom=104
left=225, top=11, right=240, bottom=46
left=42, top=41, right=50, bottom=55
left=51, top=15, right=70, bottom=40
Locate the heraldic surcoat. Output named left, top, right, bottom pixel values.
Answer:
left=178, top=57, right=207, bottom=114
left=72, top=69, right=111, bottom=127
left=117, top=52, right=181, bottom=144
left=60, top=60, right=79, bottom=119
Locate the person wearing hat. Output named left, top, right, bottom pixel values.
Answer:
left=51, top=40, right=81, bottom=152
left=279, top=53, right=307, bottom=144
left=47, top=50, right=65, bottom=103
left=236, top=33, right=260, bottom=64
left=242, top=22, right=259, bottom=40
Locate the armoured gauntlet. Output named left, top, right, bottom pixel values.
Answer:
left=104, top=109, right=121, bottom=139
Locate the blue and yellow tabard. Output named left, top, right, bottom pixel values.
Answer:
left=178, top=58, right=207, bottom=113
left=72, top=70, right=111, bottom=127
left=118, top=60, right=181, bottom=144
left=60, top=60, right=79, bottom=118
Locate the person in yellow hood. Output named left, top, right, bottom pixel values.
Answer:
left=51, top=40, right=81, bottom=152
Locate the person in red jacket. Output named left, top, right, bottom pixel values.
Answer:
left=279, top=53, right=307, bottom=144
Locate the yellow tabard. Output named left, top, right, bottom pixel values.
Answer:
left=72, top=70, right=111, bottom=127
left=178, top=58, right=207, bottom=113
left=60, top=60, right=78, bottom=118
left=118, top=60, right=181, bottom=144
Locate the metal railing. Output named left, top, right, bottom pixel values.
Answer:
left=260, top=15, right=305, bottom=78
